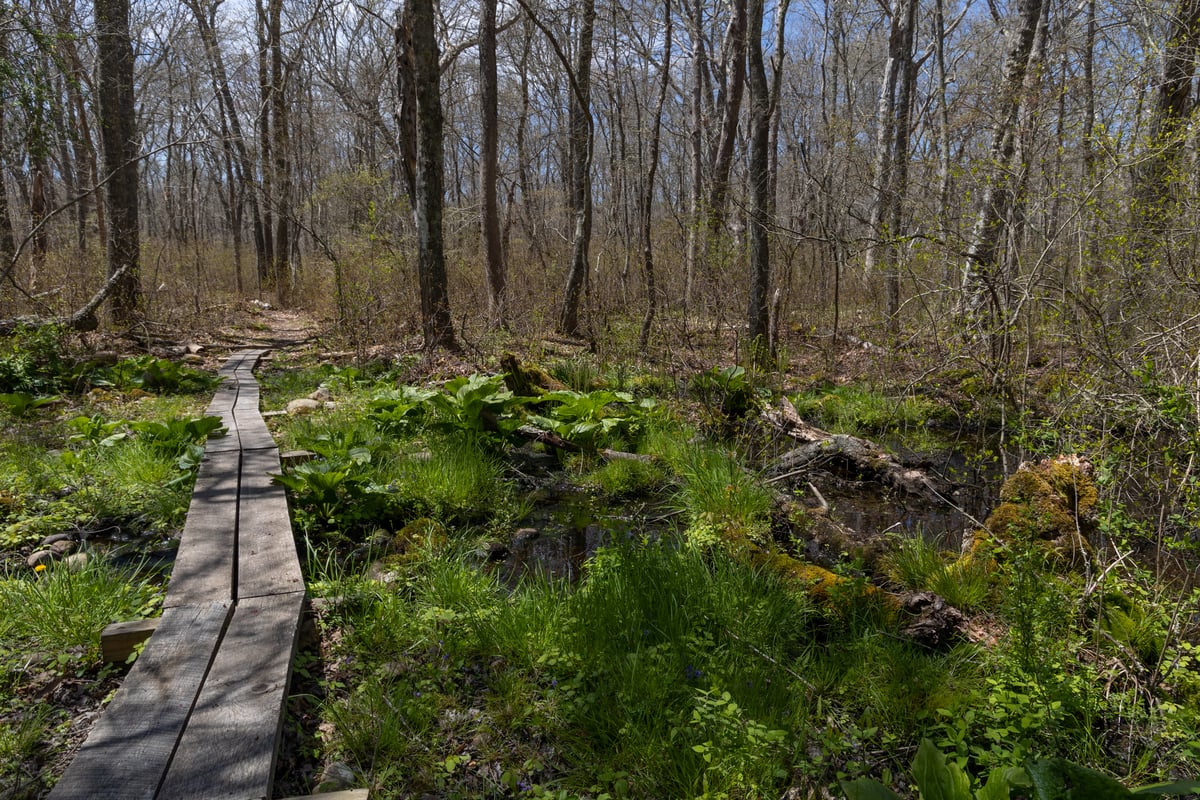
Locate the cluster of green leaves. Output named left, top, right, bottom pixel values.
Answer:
left=843, top=738, right=1199, bottom=800
left=529, top=390, right=657, bottom=449
left=84, top=355, right=220, bottom=394
left=1, top=408, right=220, bottom=547
left=0, top=325, right=67, bottom=395
left=690, top=365, right=759, bottom=418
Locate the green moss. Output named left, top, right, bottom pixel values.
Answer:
left=969, top=456, right=1098, bottom=569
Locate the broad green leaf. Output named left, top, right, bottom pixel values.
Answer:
left=840, top=777, right=904, bottom=800
left=1132, top=780, right=1200, bottom=796
left=1026, top=759, right=1131, bottom=800
left=977, top=767, right=1030, bottom=800
left=912, top=739, right=972, bottom=800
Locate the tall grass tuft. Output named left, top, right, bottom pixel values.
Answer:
left=0, top=557, right=160, bottom=660
left=883, top=534, right=993, bottom=611
left=674, top=444, right=773, bottom=540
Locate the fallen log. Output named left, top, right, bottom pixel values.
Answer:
left=0, top=264, right=131, bottom=335
left=763, top=396, right=952, bottom=504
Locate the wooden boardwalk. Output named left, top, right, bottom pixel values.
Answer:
left=49, top=350, right=307, bottom=800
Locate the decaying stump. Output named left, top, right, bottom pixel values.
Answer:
left=965, top=454, right=1097, bottom=568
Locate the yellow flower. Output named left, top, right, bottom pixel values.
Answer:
left=33, top=563, right=47, bottom=573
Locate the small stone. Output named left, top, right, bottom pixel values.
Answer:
left=40, top=533, right=73, bottom=547
left=314, top=761, right=356, bottom=793
left=27, top=550, right=54, bottom=569
left=287, top=398, right=322, bottom=415
left=511, top=528, right=540, bottom=547
left=92, top=350, right=121, bottom=365
left=48, top=539, right=77, bottom=557
left=185, top=342, right=204, bottom=354
left=63, top=553, right=90, bottom=572
left=182, top=354, right=204, bottom=364
left=309, top=386, right=333, bottom=402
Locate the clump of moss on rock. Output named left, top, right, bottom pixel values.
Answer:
left=967, top=455, right=1097, bottom=568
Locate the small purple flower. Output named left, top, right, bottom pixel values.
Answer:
left=685, top=664, right=704, bottom=681
left=518, top=779, right=532, bottom=792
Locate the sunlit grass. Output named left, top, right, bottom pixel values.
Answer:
left=0, top=557, right=161, bottom=660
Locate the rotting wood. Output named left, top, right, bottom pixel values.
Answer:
left=157, top=591, right=304, bottom=800
left=100, top=617, right=159, bottom=663
left=48, top=601, right=232, bottom=800
left=764, top=397, right=952, bottom=503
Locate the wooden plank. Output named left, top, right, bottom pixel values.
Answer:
left=165, top=451, right=240, bottom=608
left=101, top=617, right=160, bottom=663
left=233, top=391, right=276, bottom=452
left=205, top=379, right=241, bottom=453
left=237, top=448, right=303, bottom=599
left=157, top=592, right=304, bottom=800
left=47, top=602, right=231, bottom=800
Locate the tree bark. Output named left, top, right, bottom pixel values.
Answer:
left=959, top=0, right=1046, bottom=355
left=1129, top=0, right=1200, bottom=289
left=479, top=0, right=506, bottom=325
left=95, top=0, right=141, bottom=324
left=746, top=0, right=772, bottom=359
left=268, top=0, right=291, bottom=305
left=558, top=0, right=595, bottom=338
left=404, top=0, right=459, bottom=351
left=637, top=0, right=672, bottom=350
left=706, top=0, right=747, bottom=242
left=187, top=0, right=266, bottom=296
left=865, top=0, right=917, bottom=335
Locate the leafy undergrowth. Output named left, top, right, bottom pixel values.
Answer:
left=0, top=327, right=222, bottom=797
left=261, top=355, right=1200, bottom=799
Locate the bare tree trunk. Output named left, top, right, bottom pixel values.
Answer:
left=187, top=0, right=265, bottom=296
left=1130, top=0, right=1200, bottom=291
left=684, top=0, right=707, bottom=312
left=256, top=0, right=274, bottom=293
left=865, top=0, right=917, bottom=335
left=746, top=0, right=771, bottom=359
left=0, top=108, right=14, bottom=267
left=959, top=0, right=1046, bottom=356
left=706, top=0, right=747, bottom=241
left=479, top=0, right=506, bottom=325
left=95, top=0, right=140, bottom=323
left=559, top=0, right=595, bottom=338
left=268, top=0, right=291, bottom=305
left=404, top=0, right=459, bottom=351
left=638, top=0, right=672, bottom=350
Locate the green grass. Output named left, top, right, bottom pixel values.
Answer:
left=674, top=444, right=774, bottom=541
left=792, top=384, right=949, bottom=439
left=882, top=535, right=993, bottom=611
left=0, top=557, right=161, bottom=660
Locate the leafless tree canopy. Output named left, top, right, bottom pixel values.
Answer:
left=2, top=0, right=1199, bottom=370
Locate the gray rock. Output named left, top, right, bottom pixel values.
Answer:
left=27, top=550, right=54, bottom=569
left=39, top=533, right=73, bottom=547
left=287, top=398, right=322, bottom=415
left=314, top=762, right=357, bottom=793
left=48, top=539, right=77, bottom=557
left=310, top=386, right=333, bottom=402
left=63, top=553, right=90, bottom=572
